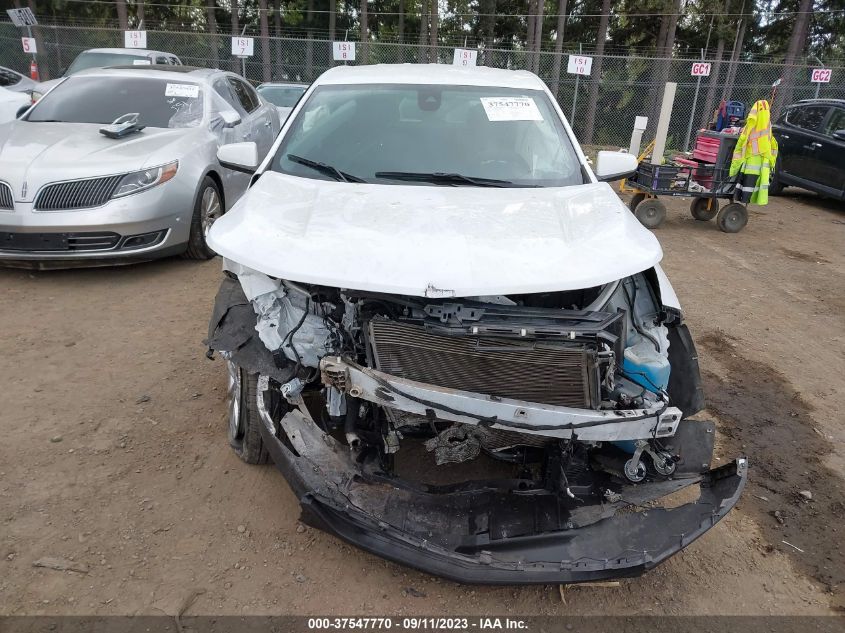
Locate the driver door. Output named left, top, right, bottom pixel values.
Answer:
left=213, top=78, right=252, bottom=198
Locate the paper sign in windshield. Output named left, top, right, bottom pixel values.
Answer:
left=480, top=97, right=543, bottom=122
left=165, top=83, right=199, bottom=98
left=133, top=59, right=151, bottom=65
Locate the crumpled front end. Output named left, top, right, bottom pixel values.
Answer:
left=207, top=263, right=747, bottom=583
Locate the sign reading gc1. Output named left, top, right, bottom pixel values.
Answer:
left=691, top=62, right=711, bottom=77
left=811, top=68, right=832, bottom=83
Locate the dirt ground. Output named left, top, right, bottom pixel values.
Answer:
left=1, top=188, right=843, bottom=618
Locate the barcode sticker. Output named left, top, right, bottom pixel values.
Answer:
left=165, top=83, right=199, bottom=98
left=480, top=97, right=543, bottom=121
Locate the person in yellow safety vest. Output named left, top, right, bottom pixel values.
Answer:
left=729, top=99, right=778, bottom=205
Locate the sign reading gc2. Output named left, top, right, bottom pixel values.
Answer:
left=810, top=68, right=832, bottom=83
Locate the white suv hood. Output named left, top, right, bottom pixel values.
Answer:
left=208, top=171, right=663, bottom=298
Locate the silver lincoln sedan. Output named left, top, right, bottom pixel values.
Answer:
left=0, top=65, right=280, bottom=267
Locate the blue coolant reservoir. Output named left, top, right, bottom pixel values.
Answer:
left=621, top=331, right=671, bottom=392
left=615, top=331, right=671, bottom=455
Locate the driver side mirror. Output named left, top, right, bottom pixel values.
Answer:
left=217, top=142, right=258, bottom=174
left=833, top=129, right=845, bottom=141
left=594, top=150, right=639, bottom=182
left=219, top=110, right=241, bottom=129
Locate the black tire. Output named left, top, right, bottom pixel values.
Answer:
left=717, top=203, right=748, bottom=233
left=690, top=197, right=719, bottom=221
left=226, top=361, right=269, bottom=464
left=634, top=198, right=667, bottom=229
left=769, top=159, right=784, bottom=196
left=183, top=176, right=223, bottom=260
left=628, top=192, right=646, bottom=212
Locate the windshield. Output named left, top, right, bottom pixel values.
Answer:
left=66, top=52, right=148, bottom=75
left=271, top=84, right=584, bottom=187
left=257, top=85, right=306, bottom=107
left=27, top=76, right=206, bottom=128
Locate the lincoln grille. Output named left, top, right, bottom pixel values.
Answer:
left=34, top=175, right=123, bottom=211
left=368, top=319, right=597, bottom=408
left=0, top=231, right=120, bottom=252
left=0, top=182, right=12, bottom=210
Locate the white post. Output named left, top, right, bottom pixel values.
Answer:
left=570, top=43, right=582, bottom=123
left=651, top=82, right=677, bottom=165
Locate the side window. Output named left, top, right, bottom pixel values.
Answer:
left=214, top=78, right=242, bottom=114
left=787, top=106, right=829, bottom=132
left=228, top=78, right=260, bottom=114
left=823, top=108, right=845, bottom=137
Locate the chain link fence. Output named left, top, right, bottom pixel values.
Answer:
left=3, top=22, right=843, bottom=153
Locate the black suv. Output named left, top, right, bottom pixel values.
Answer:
left=772, top=98, right=845, bottom=201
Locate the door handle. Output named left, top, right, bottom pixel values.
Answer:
left=811, top=142, right=823, bottom=148
left=781, top=134, right=790, bottom=139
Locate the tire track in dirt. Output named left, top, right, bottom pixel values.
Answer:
left=699, top=330, right=845, bottom=609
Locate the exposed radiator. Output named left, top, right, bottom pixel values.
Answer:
left=368, top=318, right=597, bottom=408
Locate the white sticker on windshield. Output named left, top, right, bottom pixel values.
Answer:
left=132, top=59, right=151, bottom=65
left=480, top=97, right=543, bottom=122
left=165, top=83, right=199, bottom=98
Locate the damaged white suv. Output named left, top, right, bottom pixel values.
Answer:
left=206, top=64, right=746, bottom=584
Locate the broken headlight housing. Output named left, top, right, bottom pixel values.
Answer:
left=112, top=161, right=179, bottom=198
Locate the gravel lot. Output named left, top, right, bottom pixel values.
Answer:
left=1, top=188, right=843, bottom=617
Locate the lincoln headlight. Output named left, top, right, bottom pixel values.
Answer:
left=112, top=161, right=179, bottom=198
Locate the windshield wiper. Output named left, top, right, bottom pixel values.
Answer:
left=374, top=171, right=528, bottom=187
left=287, top=154, right=366, bottom=183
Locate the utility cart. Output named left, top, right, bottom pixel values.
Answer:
left=625, top=130, right=748, bottom=233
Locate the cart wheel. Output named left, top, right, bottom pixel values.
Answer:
left=690, top=197, right=719, bottom=221
left=629, top=193, right=646, bottom=212
left=634, top=198, right=666, bottom=229
left=717, top=203, right=748, bottom=233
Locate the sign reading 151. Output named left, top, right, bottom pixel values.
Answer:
left=232, top=37, right=254, bottom=57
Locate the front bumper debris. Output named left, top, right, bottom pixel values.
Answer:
left=256, top=377, right=747, bottom=584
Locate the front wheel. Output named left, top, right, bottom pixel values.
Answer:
left=717, top=203, right=749, bottom=233
left=634, top=198, right=667, bottom=229
left=226, top=361, right=269, bottom=464
left=690, top=197, right=719, bottom=221
left=183, top=176, right=223, bottom=260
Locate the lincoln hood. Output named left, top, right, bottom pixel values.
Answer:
left=207, top=172, right=663, bottom=297
left=0, top=121, right=201, bottom=202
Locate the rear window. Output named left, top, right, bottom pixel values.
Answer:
left=66, top=52, right=148, bottom=75
left=27, top=76, right=205, bottom=128
left=257, top=85, right=307, bottom=107
left=0, top=68, right=22, bottom=87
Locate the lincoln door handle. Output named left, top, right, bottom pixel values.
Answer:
left=812, top=142, right=823, bottom=148
left=781, top=134, right=790, bottom=139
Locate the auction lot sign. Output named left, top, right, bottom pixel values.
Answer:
left=124, top=30, right=147, bottom=49
left=232, top=37, right=255, bottom=57
left=691, top=62, right=712, bottom=76
left=567, top=54, right=593, bottom=76
left=811, top=68, right=832, bottom=83
left=333, top=41, right=356, bottom=61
